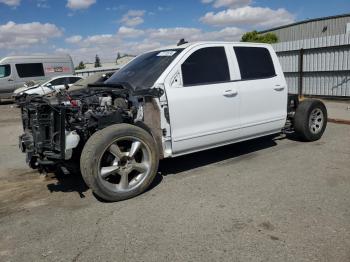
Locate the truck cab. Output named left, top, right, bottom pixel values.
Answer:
left=17, top=41, right=327, bottom=202
left=158, top=42, right=287, bottom=156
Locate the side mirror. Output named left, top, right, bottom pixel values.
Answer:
left=46, top=83, right=52, bottom=87
left=65, top=83, right=70, bottom=90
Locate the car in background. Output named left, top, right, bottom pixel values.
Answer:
left=13, top=75, right=82, bottom=98
left=0, top=55, right=74, bottom=101
left=68, top=71, right=115, bottom=93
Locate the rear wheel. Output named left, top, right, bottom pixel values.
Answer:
left=80, top=124, right=159, bottom=201
left=294, top=99, right=327, bottom=141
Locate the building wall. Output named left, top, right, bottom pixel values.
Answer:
left=262, top=15, right=350, bottom=42
left=271, top=33, right=350, bottom=97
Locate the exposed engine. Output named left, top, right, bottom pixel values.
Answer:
left=17, top=85, right=158, bottom=170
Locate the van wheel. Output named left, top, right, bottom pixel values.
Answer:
left=294, top=99, right=327, bottom=141
left=80, top=124, right=159, bottom=202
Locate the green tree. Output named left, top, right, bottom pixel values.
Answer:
left=75, top=61, right=86, bottom=70
left=241, top=30, right=278, bottom=44
left=94, top=55, right=101, bottom=68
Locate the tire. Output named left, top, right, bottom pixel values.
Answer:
left=294, top=99, right=327, bottom=141
left=80, top=124, right=159, bottom=201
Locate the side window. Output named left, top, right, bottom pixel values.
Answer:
left=69, top=77, right=81, bottom=84
left=0, top=64, right=11, bottom=78
left=234, top=47, right=276, bottom=80
left=181, top=47, right=230, bottom=86
left=15, top=63, right=44, bottom=78
left=50, top=78, right=66, bottom=86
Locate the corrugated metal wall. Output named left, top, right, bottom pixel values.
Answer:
left=272, top=33, right=350, bottom=97
left=265, top=15, right=350, bottom=42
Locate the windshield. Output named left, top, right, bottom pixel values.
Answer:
left=105, top=49, right=183, bottom=89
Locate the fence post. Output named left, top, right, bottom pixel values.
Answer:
left=298, top=48, right=304, bottom=99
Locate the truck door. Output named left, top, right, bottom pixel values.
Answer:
left=233, top=45, right=287, bottom=139
left=165, top=45, right=241, bottom=155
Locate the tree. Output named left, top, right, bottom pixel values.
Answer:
left=241, top=30, right=278, bottom=44
left=94, top=55, right=101, bottom=68
left=75, top=61, right=86, bottom=70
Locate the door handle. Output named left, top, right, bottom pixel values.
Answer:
left=8, top=79, right=14, bottom=82
left=273, top=85, right=285, bottom=91
left=223, top=89, right=238, bottom=97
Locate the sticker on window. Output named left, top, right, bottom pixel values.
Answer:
left=157, top=51, right=176, bottom=57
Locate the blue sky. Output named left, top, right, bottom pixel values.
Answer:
left=0, top=0, right=349, bottom=64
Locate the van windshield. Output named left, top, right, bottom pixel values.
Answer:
left=105, top=49, right=183, bottom=89
left=0, top=65, right=11, bottom=78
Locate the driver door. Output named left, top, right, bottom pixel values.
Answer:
left=164, top=44, right=241, bottom=155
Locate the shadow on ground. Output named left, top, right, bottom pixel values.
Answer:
left=44, top=134, right=282, bottom=200
left=46, top=165, right=88, bottom=198
left=0, top=100, right=14, bottom=105
left=158, top=134, right=279, bottom=176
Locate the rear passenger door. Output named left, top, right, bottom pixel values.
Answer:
left=233, top=45, right=287, bottom=138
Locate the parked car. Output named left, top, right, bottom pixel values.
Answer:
left=17, top=41, right=327, bottom=202
left=68, top=71, right=115, bottom=92
left=0, top=55, right=74, bottom=101
left=13, top=75, right=82, bottom=98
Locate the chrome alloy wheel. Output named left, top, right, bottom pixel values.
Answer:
left=98, top=137, right=151, bottom=193
left=309, top=108, right=324, bottom=134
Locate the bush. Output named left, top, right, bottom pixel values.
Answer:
left=241, top=31, right=278, bottom=44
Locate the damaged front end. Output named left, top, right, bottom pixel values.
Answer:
left=17, top=83, right=163, bottom=172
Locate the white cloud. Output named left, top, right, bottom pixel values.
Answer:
left=84, top=34, right=115, bottom=45
left=55, top=24, right=245, bottom=64
left=147, top=26, right=243, bottom=42
left=157, top=6, right=171, bottom=11
left=125, top=10, right=145, bottom=17
left=202, top=0, right=251, bottom=8
left=200, top=6, right=295, bottom=28
left=37, top=0, right=49, bottom=8
left=0, top=21, right=62, bottom=49
left=198, top=26, right=244, bottom=41
left=148, top=27, right=202, bottom=41
left=121, top=9, right=145, bottom=27
left=0, top=0, right=20, bottom=6
left=65, top=35, right=82, bottom=43
left=117, top=26, right=144, bottom=38
left=66, top=0, right=96, bottom=10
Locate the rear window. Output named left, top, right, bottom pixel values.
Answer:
left=69, top=77, right=81, bottom=84
left=15, top=63, right=44, bottom=78
left=234, top=47, right=276, bottom=80
left=50, top=78, right=67, bottom=86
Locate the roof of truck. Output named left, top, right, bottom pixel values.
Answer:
left=152, top=41, right=272, bottom=51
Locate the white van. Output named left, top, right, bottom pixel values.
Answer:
left=0, top=55, right=74, bottom=100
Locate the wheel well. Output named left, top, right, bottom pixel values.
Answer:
left=134, top=121, right=164, bottom=159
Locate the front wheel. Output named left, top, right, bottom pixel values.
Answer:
left=80, top=124, right=159, bottom=201
left=293, top=99, right=327, bottom=141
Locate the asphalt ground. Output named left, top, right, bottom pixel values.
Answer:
left=0, top=103, right=349, bottom=262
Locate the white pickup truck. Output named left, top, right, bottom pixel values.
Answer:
left=18, top=41, right=327, bottom=201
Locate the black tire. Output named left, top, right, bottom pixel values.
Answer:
left=294, top=99, right=327, bottom=141
left=80, top=124, right=159, bottom=201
